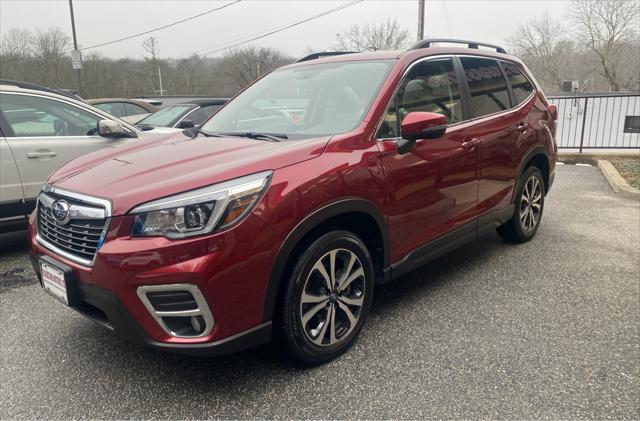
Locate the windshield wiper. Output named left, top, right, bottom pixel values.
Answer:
left=198, top=129, right=223, bottom=137
left=136, top=124, right=155, bottom=131
left=183, top=128, right=224, bottom=139
left=218, top=132, right=288, bottom=142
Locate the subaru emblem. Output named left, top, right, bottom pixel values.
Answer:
left=51, top=200, right=70, bottom=224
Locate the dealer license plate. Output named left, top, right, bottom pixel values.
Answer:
left=40, top=259, right=69, bottom=305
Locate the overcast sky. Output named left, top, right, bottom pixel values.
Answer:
left=0, top=0, right=571, bottom=59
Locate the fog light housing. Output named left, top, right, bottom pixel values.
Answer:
left=137, top=284, right=214, bottom=338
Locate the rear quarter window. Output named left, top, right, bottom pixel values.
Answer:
left=502, top=63, right=535, bottom=105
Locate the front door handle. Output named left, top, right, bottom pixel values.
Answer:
left=461, top=138, right=478, bottom=152
left=27, top=151, right=57, bottom=158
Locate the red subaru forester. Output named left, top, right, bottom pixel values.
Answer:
left=29, top=39, right=557, bottom=364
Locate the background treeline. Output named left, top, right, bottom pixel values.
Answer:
left=0, top=0, right=638, bottom=99
left=0, top=27, right=294, bottom=98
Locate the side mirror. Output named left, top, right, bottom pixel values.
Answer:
left=397, top=112, right=447, bottom=154
left=177, top=119, right=194, bottom=129
left=97, top=119, right=127, bottom=138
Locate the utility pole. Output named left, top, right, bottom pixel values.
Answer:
left=255, top=59, right=264, bottom=78
left=68, top=0, right=83, bottom=96
left=157, top=65, right=165, bottom=96
left=417, top=0, right=425, bottom=42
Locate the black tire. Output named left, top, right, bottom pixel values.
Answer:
left=277, top=230, right=374, bottom=364
left=497, top=166, right=546, bottom=243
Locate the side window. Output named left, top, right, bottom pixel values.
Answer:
left=123, top=102, right=148, bottom=116
left=95, top=102, right=126, bottom=117
left=502, top=62, right=534, bottom=105
left=376, top=58, right=462, bottom=139
left=0, top=94, right=101, bottom=137
left=460, top=57, right=511, bottom=118
left=191, top=105, right=222, bottom=125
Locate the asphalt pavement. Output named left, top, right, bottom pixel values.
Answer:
left=1, top=164, right=638, bottom=419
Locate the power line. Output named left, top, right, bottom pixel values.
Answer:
left=183, top=0, right=364, bottom=58
left=82, top=0, right=364, bottom=90
left=78, top=0, right=242, bottom=51
left=442, top=0, right=454, bottom=37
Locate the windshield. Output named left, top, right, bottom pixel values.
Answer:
left=201, top=60, right=395, bottom=139
left=137, top=105, right=193, bottom=127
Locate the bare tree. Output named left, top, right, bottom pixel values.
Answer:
left=142, top=37, right=160, bottom=93
left=508, top=13, right=575, bottom=90
left=32, top=27, right=71, bottom=58
left=0, top=28, right=33, bottom=58
left=569, top=0, right=640, bottom=91
left=218, top=45, right=294, bottom=92
left=142, top=36, right=159, bottom=62
left=335, top=19, right=411, bottom=51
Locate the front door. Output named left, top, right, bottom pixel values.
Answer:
left=376, top=57, right=479, bottom=263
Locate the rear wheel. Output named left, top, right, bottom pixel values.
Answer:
left=498, top=166, right=545, bottom=243
left=277, top=230, right=374, bottom=364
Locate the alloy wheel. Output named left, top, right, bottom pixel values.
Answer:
left=519, top=174, right=542, bottom=233
left=299, top=248, right=366, bottom=347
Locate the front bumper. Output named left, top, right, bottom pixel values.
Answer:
left=29, top=210, right=282, bottom=354
left=31, top=255, right=271, bottom=355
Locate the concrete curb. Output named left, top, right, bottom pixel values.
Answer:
left=597, top=160, right=640, bottom=201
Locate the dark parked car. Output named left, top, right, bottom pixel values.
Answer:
left=29, top=39, right=557, bottom=364
left=135, top=98, right=228, bottom=130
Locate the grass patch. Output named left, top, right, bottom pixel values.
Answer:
left=610, top=157, right=640, bottom=190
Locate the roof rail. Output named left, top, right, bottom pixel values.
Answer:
left=296, top=51, right=359, bottom=63
left=0, top=79, right=83, bottom=101
left=410, top=38, right=507, bottom=54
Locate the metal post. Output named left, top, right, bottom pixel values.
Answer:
left=68, top=0, right=82, bottom=96
left=578, top=97, right=589, bottom=153
left=417, top=0, right=425, bottom=41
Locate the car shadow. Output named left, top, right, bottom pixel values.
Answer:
left=48, top=231, right=512, bottom=395
left=0, top=230, right=29, bottom=254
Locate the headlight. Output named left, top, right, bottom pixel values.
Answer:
left=130, top=171, right=272, bottom=239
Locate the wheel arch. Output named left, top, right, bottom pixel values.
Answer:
left=262, top=197, right=389, bottom=322
left=512, top=146, right=550, bottom=203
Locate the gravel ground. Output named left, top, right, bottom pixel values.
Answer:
left=1, top=165, right=639, bottom=419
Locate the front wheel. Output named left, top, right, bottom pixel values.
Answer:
left=277, top=231, right=374, bottom=364
left=498, top=166, right=545, bottom=243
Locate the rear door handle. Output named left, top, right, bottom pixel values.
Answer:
left=27, top=151, right=57, bottom=158
left=517, top=121, right=529, bottom=133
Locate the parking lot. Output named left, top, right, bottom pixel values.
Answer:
left=0, top=164, right=638, bottom=419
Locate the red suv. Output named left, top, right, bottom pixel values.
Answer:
left=29, top=39, right=557, bottom=364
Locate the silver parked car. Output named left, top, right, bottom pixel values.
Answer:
left=0, top=82, right=178, bottom=233
left=86, top=98, right=159, bottom=125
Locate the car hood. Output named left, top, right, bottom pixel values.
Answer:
left=48, top=132, right=330, bottom=216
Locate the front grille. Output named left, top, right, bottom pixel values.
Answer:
left=37, top=193, right=108, bottom=265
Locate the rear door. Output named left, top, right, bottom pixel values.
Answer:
left=0, top=92, right=132, bottom=207
left=458, top=56, right=535, bottom=216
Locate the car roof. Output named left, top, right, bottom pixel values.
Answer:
left=282, top=46, right=522, bottom=70
left=86, top=98, right=149, bottom=104
left=0, top=84, right=140, bottom=132
left=177, top=98, right=229, bottom=107
left=0, top=83, right=88, bottom=103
